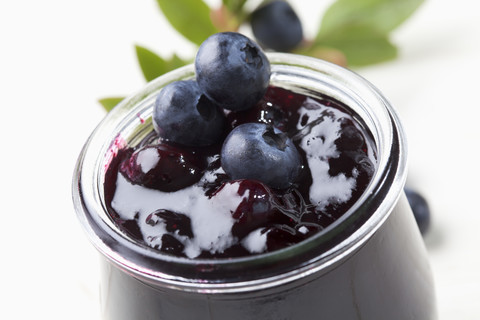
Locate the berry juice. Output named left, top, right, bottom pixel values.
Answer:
left=73, top=53, right=436, bottom=319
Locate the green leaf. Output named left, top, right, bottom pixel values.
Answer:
left=156, top=0, right=218, bottom=45
left=222, top=0, right=248, bottom=14
left=316, top=24, right=397, bottom=66
left=167, top=54, right=188, bottom=71
left=98, top=97, right=124, bottom=112
left=136, top=45, right=168, bottom=81
left=318, top=0, right=424, bottom=37
left=135, top=45, right=188, bottom=82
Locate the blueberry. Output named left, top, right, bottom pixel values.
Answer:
left=195, top=32, right=271, bottom=111
left=153, top=80, right=226, bottom=146
left=250, top=0, right=303, bottom=52
left=404, top=188, right=431, bottom=235
left=221, top=123, right=302, bottom=189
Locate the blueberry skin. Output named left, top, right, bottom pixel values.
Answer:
left=404, top=187, right=431, bottom=235
left=195, top=32, right=271, bottom=111
left=250, top=0, right=303, bottom=52
left=153, top=80, right=226, bottom=146
left=221, top=123, right=302, bottom=189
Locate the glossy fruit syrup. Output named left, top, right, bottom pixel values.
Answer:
left=103, top=86, right=376, bottom=259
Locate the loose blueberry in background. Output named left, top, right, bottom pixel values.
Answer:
left=404, top=187, right=431, bottom=235
left=195, top=32, right=271, bottom=111
left=119, top=143, right=206, bottom=192
left=153, top=80, right=226, bottom=146
left=221, top=123, right=302, bottom=189
left=250, top=0, right=303, bottom=52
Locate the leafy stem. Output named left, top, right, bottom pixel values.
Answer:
left=99, top=0, right=424, bottom=111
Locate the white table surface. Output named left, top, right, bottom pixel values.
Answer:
left=1, top=0, right=479, bottom=319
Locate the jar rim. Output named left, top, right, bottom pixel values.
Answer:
left=72, top=53, right=407, bottom=292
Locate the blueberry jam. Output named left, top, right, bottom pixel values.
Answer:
left=104, top=86, right=377, bottom=259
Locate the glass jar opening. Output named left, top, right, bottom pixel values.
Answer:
left=72, top=53, right=407, bottom=292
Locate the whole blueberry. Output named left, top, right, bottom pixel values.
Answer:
left=221, top=123, right=302, bottom=189
left=250, top=0, right=303, bottom=52
left=195, top=32, right=271, bottom=111
left=404, top=187, right=431, bottom=235
left=153, top=80, right=226, bottom=146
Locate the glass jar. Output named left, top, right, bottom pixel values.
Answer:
left=72, top=53, right=436, bottom=319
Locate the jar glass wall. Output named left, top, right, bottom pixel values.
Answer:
left=72, top=53, right=436, bottom=319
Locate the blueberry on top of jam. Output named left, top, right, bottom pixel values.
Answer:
left=153, top=80, right=226, bottom=146
left=221, top=123, right=302, bottom=189
left=195, top=32, right=271, bottom=111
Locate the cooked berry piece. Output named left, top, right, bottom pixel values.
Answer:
left=195, top=32, right=270, bottom=111
left=335, top=119, right=366, bottom=151
left=153, top=80, right=226, bottom=146
left=279, top=189, right=314, bottom=224
left=264, top=226, right=305, bottom=251
left=120, top=219, right=143, bottom=242
left=264, top=86, right=306, bottom=113
left=221, top=123, right=302, bottom=189
left=404, top=188, right=431, bottom=235
left=160, top=234, right=185, bottom=255
left=119, top=143, right=206, bottom=192
left=250, top=0, right=303, bottom=52
left=328, top=151, right=374, bottom=180
left=328, top=154, right=356, bottom=178
left=212, top=179, right=280, bottom=237
left=227, top=99, right=289, bottom=131
left=350, top=151, right=375, bottom=188
left=146, top=209, right=193, bottom=238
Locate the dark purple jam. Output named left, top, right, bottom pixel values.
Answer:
left=104, top=86, right=376, bottom=259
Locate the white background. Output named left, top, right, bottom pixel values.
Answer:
left=1, top=0, right=479, bottom=319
